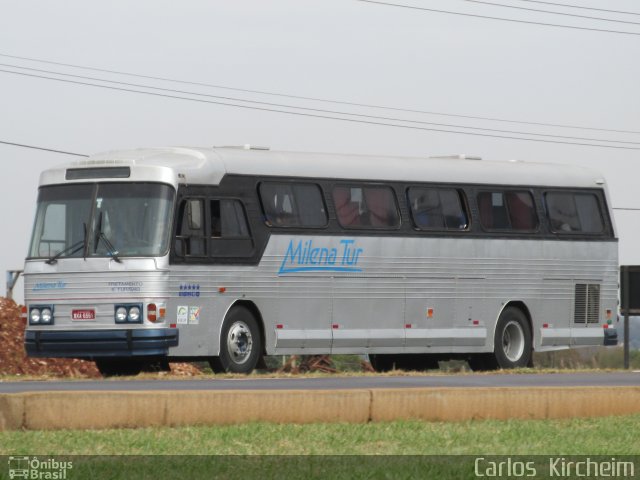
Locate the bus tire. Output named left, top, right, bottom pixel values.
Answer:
left=217, top=306, right=262, bottom=374
left=95, top=358, right=144, bottom=377
left=493, top=306, right=532, bottom=369
left=467, top=353, right=498, bottom=372
left=208, top=356, right=225, bottom=373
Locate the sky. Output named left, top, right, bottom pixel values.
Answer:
left=1, top=0, right=639, bottom=303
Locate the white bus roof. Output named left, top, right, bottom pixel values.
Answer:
left=39, top=146, right=607, bottom=189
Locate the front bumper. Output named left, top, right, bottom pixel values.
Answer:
left=25, top=328, right=179, bottom=358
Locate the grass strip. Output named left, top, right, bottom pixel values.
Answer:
left=2, top=416, right=639, bottom=456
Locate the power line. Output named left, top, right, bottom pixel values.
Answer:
left=356, top=0, right=640, bottom=36
left=458, top=0, right=640, bottom=26
left=513, top=0, right=640, bottom=17
left=2, top=68, right=640, bottom=151
left=3, top=63, right=639, bottom=146
left=1, top=52, right=638, bottom=135
left=0, top=140, right=88, bottom=157
left=613, top=207, right=640, bottom=211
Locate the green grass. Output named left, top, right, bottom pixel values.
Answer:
left=3, top=416, right=639, bottom=456
left=2, top=418, right=639, bottom=479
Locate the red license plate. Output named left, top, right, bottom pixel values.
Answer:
left=71, top=309, right=96, bottom=321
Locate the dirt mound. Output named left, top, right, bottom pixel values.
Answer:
left=0, top=297, right=202, bottom=378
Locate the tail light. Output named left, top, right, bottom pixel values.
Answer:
left=148, top=303, right=157, bottom=322
left=147, top=303, right=166, bottom=323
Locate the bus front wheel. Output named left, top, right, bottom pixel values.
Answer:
left=493, top=306, right=532, bottom=369
left=212, top=306, right=262, bottom=374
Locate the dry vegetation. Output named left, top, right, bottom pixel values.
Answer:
left=0, top=297, right=201, bottom=378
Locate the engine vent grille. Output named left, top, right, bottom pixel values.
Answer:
left=574, top=283, right=600, bottom=324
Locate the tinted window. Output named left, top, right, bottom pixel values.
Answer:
left=175, top=199, right=206, bottom=257
left=477, top=191, right=538, bottom=231
left=545, top=192, right=604, bottom=234
left=260, top=183, right=327, bottom=227
left=210, top=199, right=254, bottom=258
left=408, top=187, right=468, bottom=230
left=211, top=199, right=250, bottom=238
left=333, top=185, right=400, bottom=229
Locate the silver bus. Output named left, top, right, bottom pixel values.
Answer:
left=23, top=146, right=618, bottom=375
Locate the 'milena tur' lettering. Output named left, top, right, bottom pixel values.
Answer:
left=278, top=239, right=363, bottom=274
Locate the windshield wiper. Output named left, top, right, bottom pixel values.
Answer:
left=97, top=232, right=122, bottom=263
left=93, top=211, right=122, bottom=263
left=46, top=223, right=88, bottom=265
left=45, top=240, right=85, bottom=265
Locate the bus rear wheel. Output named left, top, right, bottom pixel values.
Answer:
left=211, top=306, right=262, bottom=374
left=493, top=306, right=532, bottom=369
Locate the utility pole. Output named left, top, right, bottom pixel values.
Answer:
left=5, top=270, right=23, bottom=300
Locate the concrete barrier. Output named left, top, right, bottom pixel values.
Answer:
left=1, top=387, right=640, bottom=430
left=370, top=387, right=640, bottom=422
left=16, top=389, right=371, bottom=430
left=0, top=394, right=24, bottom=430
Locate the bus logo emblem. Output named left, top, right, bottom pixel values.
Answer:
left=8, top=457, right=29, bottom=479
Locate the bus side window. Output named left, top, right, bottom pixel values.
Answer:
left=506, top=192, right=538, bottom=231
left=364, top=186, right=399, bottom=227
left=259, top=182, right=327, bottom=228
left=408, top=187, right=468, bottom=230
left=545, top=191, right=604, bottom=234
left=333, top=185, right=399, bottom=229
left=175, top=199, right=206, bottom=257
left=478, top=192, right=508, bottom=230
left=333, top=186, right=361, bottom=227
left=209, top=199, right=254, bottom=258
left=211, top=199, right=250, bottom=238
left=441, top=189, right=468, bottom=229
left=478, top=191, right=537, bottom=231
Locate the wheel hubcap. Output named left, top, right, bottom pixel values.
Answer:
left=502, top=320, right=525, bottom=362
left=227, top=321, right=253, bottom=365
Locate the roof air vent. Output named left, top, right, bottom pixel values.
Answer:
left=216, top=145, right=270, bottom=151
left=429, top=154, right=482, bottom=161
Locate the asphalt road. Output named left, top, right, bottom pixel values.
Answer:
left=1, top=372, right=639, bottom=393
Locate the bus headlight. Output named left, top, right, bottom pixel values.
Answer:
left=29, top=305, right=54, bottom=325
left=30, top=308, right=41, bottom=324
left=41, top=308, right=53, bottom=324
left=128, top=306, right=141, bottom=322
left=114, top=304, right=143, bottom=324
left=115, top=307, right=128, bottom=322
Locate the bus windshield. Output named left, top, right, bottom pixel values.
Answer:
left=29, top=183, right=175, bottom=260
